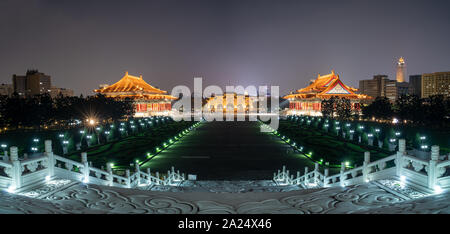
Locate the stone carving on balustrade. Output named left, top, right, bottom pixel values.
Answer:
left=377, top=161, right=386, bottom=171
left=412, top=161, right=424, bottom=172
left=65, top=162, right=73, bottom=171
left=26, top=162, right=39, bottom=173
left=3, top=167, right=12, bottom=177
left=437, top=166, right=446, bottom=177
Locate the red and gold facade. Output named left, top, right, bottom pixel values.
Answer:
left=283, top=70, right=372, bottom=116
left=94, top=72, right=177, bottom=117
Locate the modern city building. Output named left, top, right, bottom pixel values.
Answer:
left=409, top=75, right=422, bottom=97
left=0, top=84, right=13, bottom=97
left=94, top=71, right=177, bottom=117
left=396, top=57, right=406, bottom=83
left=421, top=71, right=450, bottom=98
left=12, top=70, right=51, bottom=97
left=49, top=86, right=75, bottom=98
left=359, top=75, right=398, bottom=101
left=397, top=82, right=410, bottom=96
left=284, top=70, right=372, bottom=116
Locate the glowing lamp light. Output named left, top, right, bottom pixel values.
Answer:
left=392, top=118, right=399, bottom=124
left=434, top=185, right=443, bottom=194
left=1, top=144, right=7, bottom=148
left=86, top=135, right=92, bottom=139
left=421, top=145, right=428, bottom=149
left=31, top=147, right=38, bottom=152
left=33, top=138, right=39, bottom=142
left=88, top=119, right=95, bottom=125
left=349, top=130, right=355, bottom=133
left=390, top=138, right=396, bottom=143
left=96, top=127, right=100, bottom=131
left=63, top=140, right=69, bottom=145
left=395, top=132, right=401, bottom=136
left=375, top=129, right=380, bottom=132
left=345, top=161, right=350, bottom=167
left=80, top=130, right=85, bottom=134
left=420, top=136, right=426, bottom=140
left=59, top=134, right=64, bottom=138
left=82, top=177, right=89, bottom=184
left=368, top=134, right=373, bottom=137
left=7, top=185, right=16, bottom=193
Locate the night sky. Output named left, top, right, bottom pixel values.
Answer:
left=1, top=0, right=450, bottom=96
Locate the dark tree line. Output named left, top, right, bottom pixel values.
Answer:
left=0, top=93, right=135, bottom=130
left=362, top=94, right=450, bottom=126
left=321, top=97, right=353, bottom=120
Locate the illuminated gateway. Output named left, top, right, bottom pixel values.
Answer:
left=94, top=72, right=177, bottom=117
left=283, top=70, right=372, bottom=116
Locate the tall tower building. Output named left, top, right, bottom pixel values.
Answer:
left=396, top=57, right=406, bottom=83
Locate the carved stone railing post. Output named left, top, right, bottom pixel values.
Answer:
left=3, top=150, right=8, bottom=162
left=107, top=163, right=113, bottom=186
left=324, top=168, right=329, bottom=187
left=146, top=168, right=151, bottom=184
left=156, top=171, right=160, bottom=185
left=363, top=151, right=370, bottom=182
left=125, top=169, right=131, bottom=188
left=428, top=145, right=439, bottom=190
left=296, top=171, right=300, bottom=185
left=10, top=146, right=21, bottom=190
left=135, top=163, right=141, bottom=185
left=314, top=162, right=319, bottom=184
left=45, top=140, right=54, bottom=178
left=396, top=139, right=406, bottom=177
left=81, top=152, right=89, bottom=183
left=340, top=162, right=345, bottom=187
left=304, top=167, right=309, bottom=185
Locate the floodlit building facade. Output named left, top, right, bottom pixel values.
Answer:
left=94, top=72, right=177, bottom=117
left=284, top=70, right=372, bottom=116
left=12, top=70, right=51, bottom=97
left=359, top=75, right=398, bottom=102
left=421, top=71, right=450, bottom=98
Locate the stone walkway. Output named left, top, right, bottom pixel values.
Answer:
left=1, top=178, right=448, bottom=214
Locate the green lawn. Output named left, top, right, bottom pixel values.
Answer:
left=65, top=120, right=196, bottom=169
left=277, top=120, right=392, bottom=167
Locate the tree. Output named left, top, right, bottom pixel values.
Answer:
left=335, top=97, right=352, bottom=120
left=362, top=96, right=393, bottom=120
left=321, top=96, right=336, bottom=118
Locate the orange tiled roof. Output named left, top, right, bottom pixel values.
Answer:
left=284, top=70, right=371, bottom=100
left=95, top=72, right=167, bottom=94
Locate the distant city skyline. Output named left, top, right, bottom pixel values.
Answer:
left=1, top=0, right=450, bottom=96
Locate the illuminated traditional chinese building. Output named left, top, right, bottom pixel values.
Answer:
left=283, top=70, right=372, bottom=116
left=94, top=72, right=177, bottom=117
left=205, top=92, right=258, bottom=113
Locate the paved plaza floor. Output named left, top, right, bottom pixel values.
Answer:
left=141, top=121, right=318, bottom=180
